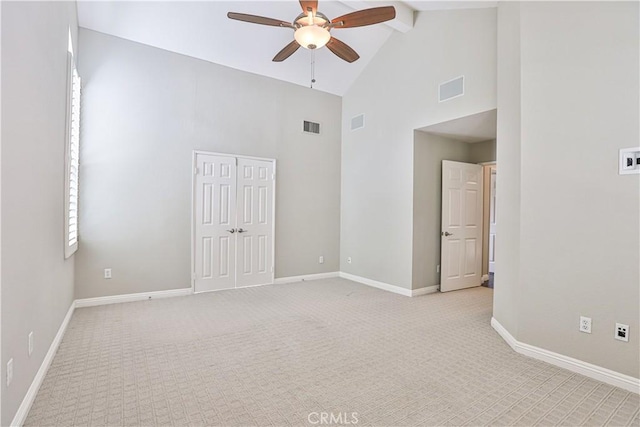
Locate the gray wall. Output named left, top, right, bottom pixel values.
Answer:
left=469, top=139, right=496, bottom=164
left=1, top=2, right=78, bottom=424
left=75, top=29, right=342, bottom=299
left=495, top=1, right=639, bottom=377
left=494, top=1, right=522, bottom=336
left=341, top=8, right=497, bottom=290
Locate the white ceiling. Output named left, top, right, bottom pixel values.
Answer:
left=404, top=1, right=496, bottom=11
left=77, top=1, right=498, bottom=96
left=77, top=1, right=396, bottom=96
left=417, top=109, right=496, bottom=143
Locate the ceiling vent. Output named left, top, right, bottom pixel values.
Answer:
left=351, top=114, right=365, bottom=131
left=303, top=120, right=320, bottom=135
left=439, top=76, right=464, bottom=102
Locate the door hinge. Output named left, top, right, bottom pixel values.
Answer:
left=194, top=167, right=199, bottom=175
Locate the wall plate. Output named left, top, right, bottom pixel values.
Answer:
left=619, top=147, right=640, bottom=175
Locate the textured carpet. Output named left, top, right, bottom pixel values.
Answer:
left=25, top=278, right=639, bottom=426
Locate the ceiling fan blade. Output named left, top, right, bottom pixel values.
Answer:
left=331, top=6, right=396, bottom=28
left=227, top=12, right=293, bottom=28
left=326, top=37, right=360, bottom=63
left=299, top=0, right=318, bottom=15
left=273, top=40, right=301, bottom=62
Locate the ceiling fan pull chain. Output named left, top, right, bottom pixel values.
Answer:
left=310, top=49, right=316, bottom=88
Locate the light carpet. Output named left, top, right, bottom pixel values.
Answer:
left=25, top=278, right=639, bottom=426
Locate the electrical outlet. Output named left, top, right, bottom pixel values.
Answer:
left=7, top=358, right=13, bottom=387
left=347, top=257, right=352, bottom=264
left=615, top=323, right=629, bottom=342
left=436, top=265, right=440, bottom=273
left=319, top=256, right=324, bottom=264
left=104, top=268, right=112, bottom=279
left=579, top=316, right=592, bottom=334
left=28, top=332, right=33, bottom=357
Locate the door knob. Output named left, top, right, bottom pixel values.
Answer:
left=227, top=229, right=236, bottom=233
left=237, top=228, right=247, bottom=233
left=442, top=231, right=454, bottom=236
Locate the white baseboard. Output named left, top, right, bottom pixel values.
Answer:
left=338, top=272, right=409, bottom=297
left=278, top=272, right=438, bottom=297
left=10, top=303, right=75, bottom=427
left=411, top=285, right=439, bottom=297
left=75, top=288, right=192, bottom=308
left=273, top=271, right=339, bottom=285
left=491, top=317, right=640, bottom=394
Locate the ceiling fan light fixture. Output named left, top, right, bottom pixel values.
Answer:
left=294, top=25, right=330, bottom=50
left=228, top=4, right=396, bottom=63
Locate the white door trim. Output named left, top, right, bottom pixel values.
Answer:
left=488, top=167, right=497, bottom=273
left=191, top=151, right=276, bottom=293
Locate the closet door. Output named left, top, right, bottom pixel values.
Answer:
left=194, top=154, right=237, bottom=292
left=235, top=158, right=274, bottom=288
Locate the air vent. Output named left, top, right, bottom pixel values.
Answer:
left=303, top=120, right=320, bottom=135
left=439, top=76, right=464, bottom=102
left=351, top=114, right=365, bottom=131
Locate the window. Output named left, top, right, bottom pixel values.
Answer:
left=64, top=30, right=81, bottom=258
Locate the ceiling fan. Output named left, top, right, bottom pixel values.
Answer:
left=227, top=1, right=396, bottom=63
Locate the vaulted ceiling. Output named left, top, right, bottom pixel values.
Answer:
left=77, top=1, right=497, bottom=96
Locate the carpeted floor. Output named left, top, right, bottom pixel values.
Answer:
left=25, top=278, right=639, bottom=426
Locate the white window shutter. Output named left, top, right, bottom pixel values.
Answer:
left=64, top=49, right=81, bottom=258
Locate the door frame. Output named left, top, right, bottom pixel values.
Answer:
left=190, top=150, right=277, bottom=293
left=488, top=165, right=497, bottom=275
left=480, top=161, right=496, bottom=281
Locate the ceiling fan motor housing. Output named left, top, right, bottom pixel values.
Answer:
left=294, top=12, right=331, bottom=50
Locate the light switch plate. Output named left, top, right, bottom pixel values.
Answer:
left=619, top=147, right=640, bottom=175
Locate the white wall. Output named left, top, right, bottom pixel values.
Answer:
left=1, top=2, right=79, bottom=424
left=341, top=8, right=497, bottom=289
left=495, top=1, right=639, bottom=378
left=75, top=29, right=342, bottom=299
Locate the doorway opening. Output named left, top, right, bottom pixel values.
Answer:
left=412, top=109, right=497, bottom=294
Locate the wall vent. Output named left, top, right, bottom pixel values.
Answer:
left=351, top=114, right=365, bottom=131
left=303, top=120, right=321, bottom=135
left=439, top=76, right=464, bottom=102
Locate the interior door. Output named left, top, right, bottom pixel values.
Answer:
left=440, top=160, right=483, bottom=292
left=235, top=158, right=274, bottom=288
left=194, top=154, right=237, bottom=292
left=488, top=167, right=497, bottom=273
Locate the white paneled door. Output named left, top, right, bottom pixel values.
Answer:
left=440, top=160, right=483, bottom=292
left=236, top=158, right=274, bottom=288
left=193, top=153, right=274, bottom=293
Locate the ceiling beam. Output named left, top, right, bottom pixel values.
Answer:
left=337, top=1, right=414, bottom=33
